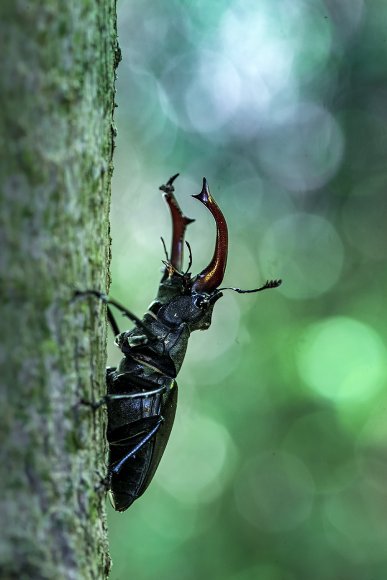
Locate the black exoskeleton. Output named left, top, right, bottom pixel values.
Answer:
left=78, top=175, right=281, bottom=511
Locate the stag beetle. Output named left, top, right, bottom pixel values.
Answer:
left=77, top=175, right=281, bottom=511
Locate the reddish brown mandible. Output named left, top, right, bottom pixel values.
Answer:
left=191, top=178, right=228, bottom=293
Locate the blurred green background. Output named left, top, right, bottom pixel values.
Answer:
left=107, top=1, right=387, bottom=578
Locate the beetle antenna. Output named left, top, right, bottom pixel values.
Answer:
left=161, top=260, right=182, bottom=278
left=184, top=241, right=193, bottom=275
left=216, top=279, right=282, bottom=295
left=160, top=237, right=169, bottom=261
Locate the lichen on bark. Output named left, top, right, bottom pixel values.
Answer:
left=0, top=1, right=119, bottom=577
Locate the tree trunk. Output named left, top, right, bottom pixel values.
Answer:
left=0, top=1, right=119, bottom=577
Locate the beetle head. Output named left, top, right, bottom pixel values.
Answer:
left=158, top=290, right=222, bottom=332
left=156, top=179, right=228, bottom=331
left=155, top=177, right=281, bottom=331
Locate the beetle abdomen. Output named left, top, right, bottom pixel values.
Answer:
left=138, top=385, right=178, bottom=494
left=107, top=372, right=178, bottom=511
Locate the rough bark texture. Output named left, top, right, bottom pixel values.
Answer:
left=0, top=1, right=119, bottom=578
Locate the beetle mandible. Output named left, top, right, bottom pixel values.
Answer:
left=78, top=175, right=281, bottom=511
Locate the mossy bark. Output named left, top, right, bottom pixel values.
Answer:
left=0, top=1, right=119, bottom=577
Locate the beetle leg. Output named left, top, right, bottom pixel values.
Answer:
left=106, top=366, right=117, bottom=380
left=126, top=333, right=149, bottom=348
left=94, top=472, right=111, bottom=493
left=80, top=367, right=116, bottom=410
left=109, top=416, right=164, bottom=476
left=74, top=290, right=157, bottom=342
left=107, top=306, right=120, bottom=336
left=79, top=367, right=118, bottom=410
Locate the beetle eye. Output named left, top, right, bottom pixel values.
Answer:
left=194, top=296, right=207, bottom=309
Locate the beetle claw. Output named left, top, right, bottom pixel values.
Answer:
left=95, top=472, right=111, bottom=494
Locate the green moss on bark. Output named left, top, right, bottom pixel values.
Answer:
left=0, top=1, right=119, bottom=577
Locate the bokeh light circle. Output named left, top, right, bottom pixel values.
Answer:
left=234, top=451, right=315, bottom=531
left=157, top=412, right=236, bottom=505
left=297, top=317, right=386, bottom=402
left=324, top=480, right=387, bottom=563
left=259, top=213, right=344, bottom=299
left=220, top=2, right=295, bottom=97
left=327, top=0, right=364, bottom=41
left=185, top=51, right=241, bottom=133
left=357, top=403, right=387, bottom=493
left=341, top=173, right=387, bottom=261
left=159, top=52, right=197, bottom=130
left=187, top=293, right=241, bottom=363
left=257, top=102, right=345, bottom=192
left=232, top=563, right=296, bottom=580
left=282, top=411, right=358, bottom=493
